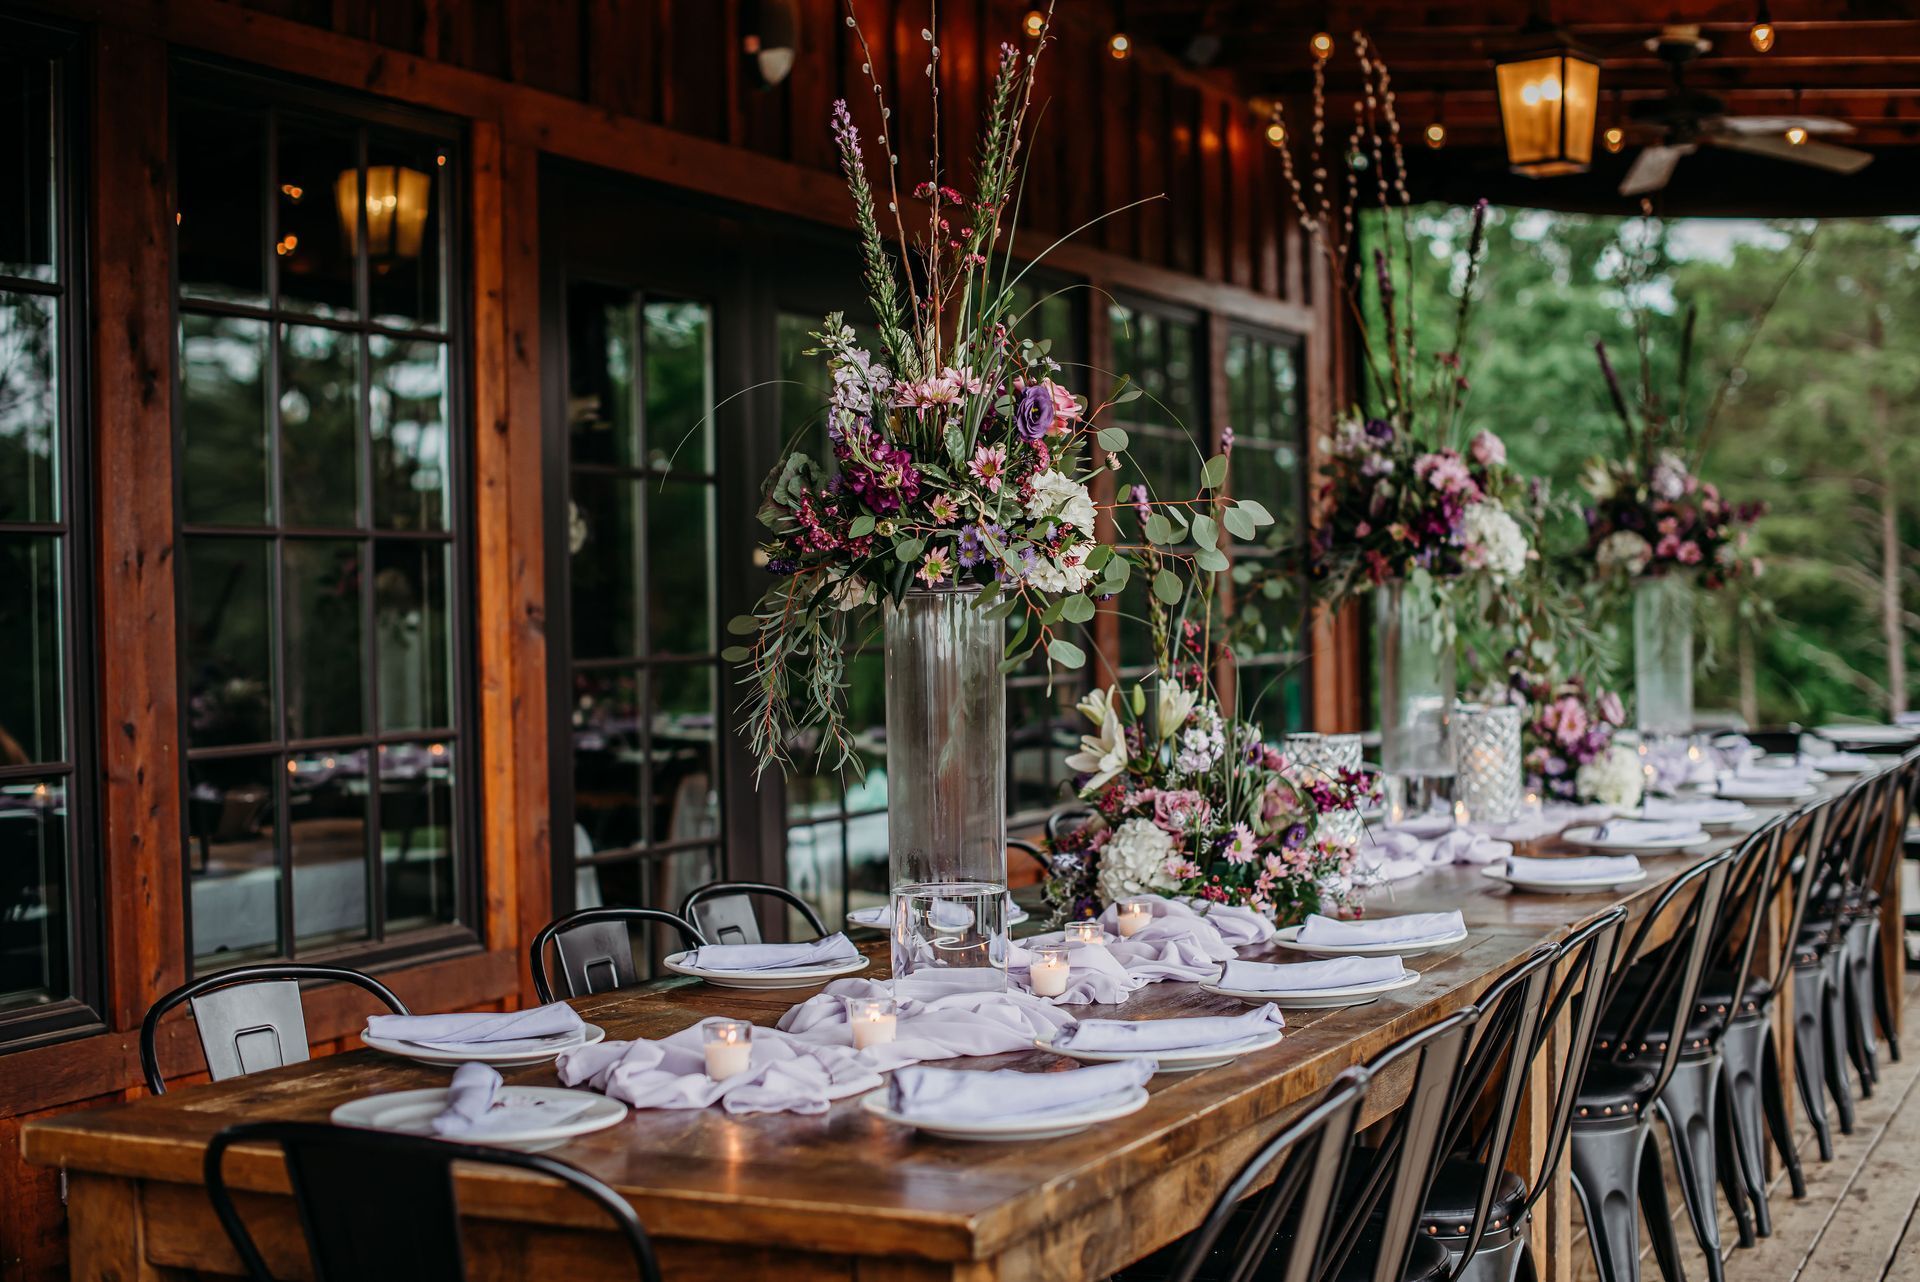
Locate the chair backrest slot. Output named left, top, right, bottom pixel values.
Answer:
left=530, top=908, right=705, bottom=1003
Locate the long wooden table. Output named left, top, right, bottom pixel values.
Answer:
left=23, top=782, right=1871, bottom=1282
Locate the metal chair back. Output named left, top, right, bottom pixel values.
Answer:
left=1764, top=801, right=1832, bottom=994
left=204, top=1120, right=661, bottom=1282
left=530, top=907, right=705, bottom=1003
left=1603, top=852, right=1734, bottom=1106
left=678, top=880, right=826, bottom=947
left=141, top=964, right=408, bottom=1095
left=1325, top=1008, right=1479, bottom=1282
left=1159, top=1069, right=1370, bottom=1282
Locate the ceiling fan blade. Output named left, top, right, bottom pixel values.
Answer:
left=1710, top=132, right=1874, bottom=174
left=1619, top=145, right=1691, bottom=196
left=1715, top=115, right=1855, bottom=138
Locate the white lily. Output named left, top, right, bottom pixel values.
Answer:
left=1065, top=690, right=1128, bottom=792
left=1156, top=683, right=1197, bottom=740
left=1075, top=686, right=1112, bottom=730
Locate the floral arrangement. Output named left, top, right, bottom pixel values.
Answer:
left=1509, top=672, right=1640, bottom=808
left=724, top=8, right=1270, bottom=774
left=1038, top=672, right=1372, bottom=925
left=1581, top=427, right=1764, bottom=590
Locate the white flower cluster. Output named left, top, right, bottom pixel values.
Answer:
left=1650, top=451, right=1690, bottom=502
left=1097, top=817, right=1177, bottom=905
left=1576, top=743, right=1645, bottom=809
left=1023, top=469, right=1097, bottom=538
left=1596, top=530, right=1653, bottom=577
left=1461, top=503, right=1529, bottom=578
left=1174, top=704, right=1226, bottom=776
left=1025, top=544, right=1095, bottom=594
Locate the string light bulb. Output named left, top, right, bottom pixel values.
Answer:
left=1266, top=119, right=1287, bottom=146
left=1425, top=122, right=1446, bottom=148
left=1786, top=125, right=1808, bottom=145
left=1023, top=9, right=1045, bottom=38
left=1311, top=31, right=1334, bottom=60
left=1604, top=126, right=1625, bottom=153
left=1108, top=32, right=1131, bottom=59
left=1749, top=3, right=1775, bottom=52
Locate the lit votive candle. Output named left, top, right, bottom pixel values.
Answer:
left=702, top=1019, right=754, bottom=1081
left=1523, top=790, right=1543, bottom=820
left=1065, top=919, right=1105, bottom=946
left=1030, top=945, right=1071, bottom=998
left=847, top=996, right=898, bottom=1050
left=1116, top=899, right=1153, bottom=938
left=1453, top=798, right=1472, bottom=828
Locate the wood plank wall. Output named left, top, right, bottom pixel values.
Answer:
left=0, top=2, right=1359, bottom=1275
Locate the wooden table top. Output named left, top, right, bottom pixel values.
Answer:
left=22, top=788, right=1842, bottom=1271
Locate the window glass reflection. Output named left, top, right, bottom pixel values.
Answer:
left=290, top=751, right=370, bottom=950
left=185, top=537, right=274, bottom=748
left=279, top=324, right=361, bottom=527
left=379, top=741, right=457, bottom=932
left=188, top=755, right=283, bottom=967
left=366, top=134, right=446, bottom=330
left=277, top=115, right=358, bottom=319
left=0, top=776, right=69, bottom=1013
left=181, top=314, right=271, bottom=527
left=374, top=540, right=452, bottom=733
left=0, top=534, right=63, bottom=766
left=0, top=290, right=57, bottom=523
left=176, top=95, right=266, bottom=305
left=283, top=540, right=364, bottom=741
left=370, top=336, right=449, bottom=531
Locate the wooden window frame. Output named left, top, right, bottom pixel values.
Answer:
left=168, top=60, right=482, bottom=975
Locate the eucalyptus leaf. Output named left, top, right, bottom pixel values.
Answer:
left=1111, top=385, right=1143, bottom=405
left=1152, top=568, right=1183, bottom=605
left=1084, top=543, right=1115, bottom=571
left=720, top=645, right=752, bottom=663
left=1195, top=546, right=1229, bottom=573
left=1223, top=507, right=1256, bottom=540
left=894, top=537, right=925, bottom=562
left=1191, top=514, right=1219, bottom=548
left=1202, top=454, right=1229, bottom=489
left=726, top=614, right=761, bottom=636
left=1144, top=514, right=1176, bottom=545
left=1235, top=498, right=1275, bottom=527
left=1096, top=427, right=1130, bottom=453
left=1047, top=638, right=1087, bottom=669
left=1062, top=593, right=1096, bottom=624
left=1099, top=557, right=1132, bottom=593
left=849, top=514, right=876, bottom=538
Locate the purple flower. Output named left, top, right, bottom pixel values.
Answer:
left=1222, top=425, right=1236, bottom=455
left=1014, top=384, right=1056, bottom=441
left=842, top=435, right=921, bottom=515
left=956, top=525, right=985, bottom=568
left=1364, top=418, right=1395, bottom=444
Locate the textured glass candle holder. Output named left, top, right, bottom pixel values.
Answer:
left=1284, top=732, right=1366, bottom=845
left=1454, top=702, right=1523, bottom=825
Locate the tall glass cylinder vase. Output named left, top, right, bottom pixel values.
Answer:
left=1375, top=578, right=1457, bottom=821
left=1633, top=573, right=1695, bottom=737
left=883, top=584, right=1008, bottom=996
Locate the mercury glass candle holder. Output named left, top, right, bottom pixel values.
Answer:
left=1284, top=731, right=1366, bottom=844
left=1454, top=702, right=1523, bottom=825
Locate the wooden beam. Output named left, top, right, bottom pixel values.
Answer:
left=90, top=22, right=186, bottom=1032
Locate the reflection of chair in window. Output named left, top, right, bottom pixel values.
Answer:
left=188, top=786, right=274, bottom=873
left=664, top=771, right=715, bottom=844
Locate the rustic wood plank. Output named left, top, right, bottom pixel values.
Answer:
left=90, top=22, right=187, bottom=1033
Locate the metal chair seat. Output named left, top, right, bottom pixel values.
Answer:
left=1342, top=1152, right=1528, bottom=1238
left=1330, top=1231, right=1454, bottom=1281
left=1575, top=1057, right=1659, bottom=1116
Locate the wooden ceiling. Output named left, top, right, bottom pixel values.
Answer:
left=1114, top=0, right=1920, bottom=213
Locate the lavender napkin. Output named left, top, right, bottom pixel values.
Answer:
left=1217, top=955, right=1406, bottom=992
left=1505, top=853, right=1642, bottom=882
left=1295, top=911, right=1464, bottom=947
left=1804, top=752, right=1874, bottom=773
left=1718, top=776, right=1812, bottom=799
left=367, top=1002, right=584, bottom=1053
left=1359, top=829, right=1512, bottom=881
left=1051, top=1004, right=1282, bottom=1053
left=1095, top=896, right=1237, bottom=961
left=1590, top=819, right=1703, bottom=844
left=556, top=1021, right=880, bottom=1115
left=1469, top=803, right=1613, bottom=844
left=885, top=1059, right=1155, bottom=1122
left=680, top=933, right=861, bottom=973
left=776, top=979, right=1075, bottom=1072
left=429, top=1062, right=596, bottom=1137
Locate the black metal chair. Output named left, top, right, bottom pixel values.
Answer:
left=204, top=1120, right=662, bottom=1282
left=1423, top=906, right=1628, bottom=1282
left=1137, top=1068, right=1371, bottom=1282
left=1008, top=837, right=1053, bottom=880
left=1118, top=1008, right=1477, bottom=1282
left=1046, top=806, right=1097, bottom=843
left=530, top=907, right=705, bottom=1003
left=1592, top=822, right=1782, bottom=1279
left=1569, top=850, right=1734, bottom=1282
left=678, top=880, right=827, bottom=947
left=141, top=964, right=409, bottom=1095
left=1835, top=753, right=1917, bottom=1090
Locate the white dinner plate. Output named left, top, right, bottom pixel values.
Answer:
left=1200, top=967, right=1421, bottom=1010
left=1561, top=825, right=1710, bottom=854
left=1615, top=802, right=1754, bottom=830
left=330, top=1087, right=626, bottom=1151
left=662, top=950, right=870, bottom=989
left=1815, top=723, right=1919, bottom=746
left=859, top=1084, right=1149, bottom=1141
left=1032, top=1027, right=1284, bottom=1073
left=1480, top=865, right=1650, bottom=895
left=1712, top=781, right=1820, bottom=804
left=1271, top=924, right=1468, bottom=959
left=1804, top=757, right=1875, bottom=776
left=361, top=1023, right=607, bottom=1068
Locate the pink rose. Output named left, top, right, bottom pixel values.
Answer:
left=1676, top=541, right=1703, bottom=564
left=1469, top=430, right=1507, bottom=468
left=1598, top=690, right=1626, bottom=726
left=1045, top=380, right=1082, bottom=425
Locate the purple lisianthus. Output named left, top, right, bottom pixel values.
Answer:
left=842, top=437, right=921, bottom=515
left=1014, top=384, right=1056, bottom=441
left=956, top=525, right=985, bottom=568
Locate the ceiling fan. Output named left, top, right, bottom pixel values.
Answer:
left=1616, top=25, right=1873, bottom=196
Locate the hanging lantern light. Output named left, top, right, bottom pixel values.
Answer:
left=1749, top=2, right=1776, bottom=52
left=335, top=166, right=432, bottom=259
left=1492, top=39, right=1603, bottom=176
left=741, top=0, right=799, bottom=88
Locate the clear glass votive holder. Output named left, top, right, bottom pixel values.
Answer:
left=1064, top=919, right=1105, bottom=945
left=846, top=996, right=898, bottom=1050
left=702, top=1019, right=754, bottom=1081
left=1116, top=899, right=1153, bottom=938
left=1030, top=945, right=1071, bottom=998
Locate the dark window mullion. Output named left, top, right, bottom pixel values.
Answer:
left=633, top=293, right=657, bottom=860
left=355, top=123, right=387, bottom=943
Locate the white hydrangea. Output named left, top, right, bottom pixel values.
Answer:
left=1026, top=544, right=1096, bottom=594
left=1596, top=530, right=1653, bottom=577
left=1461, top=502, right=1529, bottom=578
left=1650, top=451, right=1690, bottom=501
left=1097, top=818, right=1177, bottom=905
left=1576, top=744, right=1646, bottom=809
left=1024, top=470, right=1097, bottom=538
